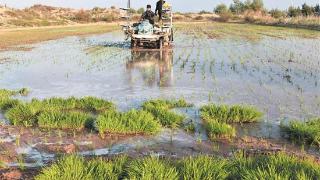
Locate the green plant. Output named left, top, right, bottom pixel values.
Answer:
left=229, top=152, right=320, bottom=180
left=200, top=104, right=263, bottom=124
left=37, top=111, right=93, bottom=130
left=179, top=156, right=229, bottom=180
left=5, top=104, right=38, bottom=126
left=200, top=104, right=262, bottom=140
left=142, top=99, right=191, bottom=128
left=96, top=110, right=161, bottom=136
left=281, top=118, right=320, bottom=146
left=126, top=157, right=179, bottom=180
left=205, top=120, right=236, bottom=139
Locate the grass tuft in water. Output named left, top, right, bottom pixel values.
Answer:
left=281, top=118, right=320, bottom=147
left=142, top=99, right=192, bottom=128
left=96, top=110, right=161, bottom=136
left=200, top=104, right=263, bottom=123
left=5, top=104, right=38, bottom=127
left=200, top=104, right=263, bottom=140
left=126, top=156, right=179, bottom=180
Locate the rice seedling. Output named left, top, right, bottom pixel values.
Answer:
left=126, top=156, right=179, bottom=180
left=204, top=120, right=236, bottom=139
left=96, top=110, right=161, bottom=136
left=200, top=104, right=263, bottom=124
left=229, top=152, right=320, bottom=180
left=37, top=111, right=94, bottom=130
left=200, top=104, right=263, bottom=140
left=35, top=155, right=127, bottom=180
left=5, top=104, right=38, bottom=127
left=178, top=156, right=229, bottom=180
left=281, top=118, right=320, bottom=147
left=142, top=99, right=192, bottom=128
left=35, top=153, right=320, bottom=180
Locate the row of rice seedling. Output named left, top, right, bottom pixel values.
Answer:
left=142, top=99, right=192, bottom=128
left=96, top=110, right=161, bottom=136
left=281, top=118, right=320, bottom=147
left=200, top=104, right=263, bottom=140
left=1, top=90, right=191, bottom=135
left=35, top=153, right=320, bottom=180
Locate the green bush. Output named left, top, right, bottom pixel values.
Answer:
left=38, top=111, right=93, bottom=130
left=96, top=110, right=161, bottom=136
left=214, top=4, right=229, bottom=14
left=179, top=156, right=229, bottom=180
left=281, top=118, right=320, bottom=146
left=126, top=157, right=179, bottom=180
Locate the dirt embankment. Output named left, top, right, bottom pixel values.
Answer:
left=0, top=4, right=121, bottom=28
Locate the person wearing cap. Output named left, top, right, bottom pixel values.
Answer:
left=155, top=0, right=166, bottom=21
left=141, top=4, right=155, bottom=25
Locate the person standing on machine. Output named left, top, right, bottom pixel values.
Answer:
left=155, top=0, right=165, bottom=21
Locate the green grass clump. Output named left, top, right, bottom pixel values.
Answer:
left=5, top=104, right=38, bottom=127
left=96, top=110, right=161, bottom=136
left=205, top=120, right=236, bottom=139
left=281, top=118, right=320, bottom=146
left=200, top=104, right=263, bottom=140
left=35, top=155, right=127, bottom=180
left=126, top=157, right=179, bottom=180
left=142, top=99, right=191, bottom=128
left=38, top=111, right=93, bottom=130
left=179, top=156, right=229, bottom=180
left=200, top=104, right=263, bottom=123
left=229, top=152, right=320, bottom=180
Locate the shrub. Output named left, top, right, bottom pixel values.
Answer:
left=214, top=4, right=229, bottom=14
left=281, top=118, right=320, bottom=146
left=126, top=157, right=179, bottom=180
left=38, top=111, right=93, bottom=130
left=96, top=110, right=161, bottom=136
left=179, top=156, right=229, bottom=179
left=74, top=10, right=91, bottom=22
left=270, top=9, right=286, bottom=18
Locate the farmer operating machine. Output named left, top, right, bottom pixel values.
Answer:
left=121, top=0, right=173, bottom=49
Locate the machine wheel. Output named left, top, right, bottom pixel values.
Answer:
left=169, top=29, right=174, bottom=42
left=131, top=39, right=136, bottom=48
left=158, top=38, right=163, bottom=50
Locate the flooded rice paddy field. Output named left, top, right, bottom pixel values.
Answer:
left=0, top=23, right=320, bottom=167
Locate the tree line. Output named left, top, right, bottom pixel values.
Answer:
left=214, top=0, right=320, bottom=18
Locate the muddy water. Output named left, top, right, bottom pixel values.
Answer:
left=0, top=28, right=320, bottom=166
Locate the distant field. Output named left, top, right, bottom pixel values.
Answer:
left=0, top=23, right=117, bottom=50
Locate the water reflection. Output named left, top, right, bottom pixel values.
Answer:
left=126, top=50, right=174, bottom=87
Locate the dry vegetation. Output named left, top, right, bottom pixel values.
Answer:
left=0, top=5, right=120, bottom=27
